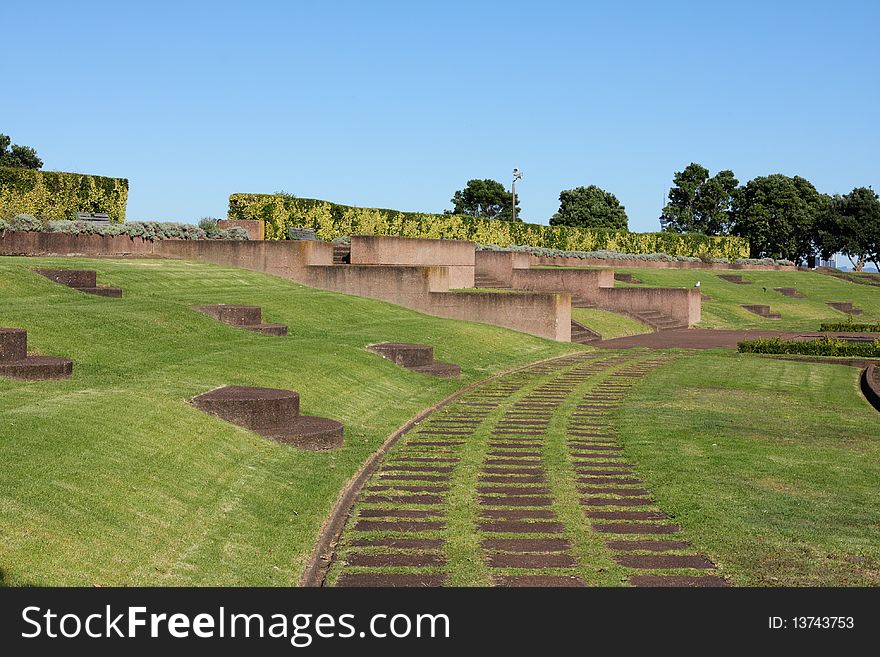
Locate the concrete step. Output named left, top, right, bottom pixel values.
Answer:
left=631, top=311, right=686, bottom=331
left=570, top=320, right=601, bottom=344
left=572, top=298, right=597, bottom=309
left=741, top=304, right=781, bottom=319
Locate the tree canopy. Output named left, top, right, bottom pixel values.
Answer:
left=448, top=179, right=520, bottom=221
left=0, top=133, right=43, bottom=169
left=815, top=187, right=880, bottom=271
left=549, top=185, right=628, bottom=230
left=730, top=174, right=827, bottom=261
left=660, top=163, right=738, bottom=235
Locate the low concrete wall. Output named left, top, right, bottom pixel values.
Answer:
left=218, top=220, right=264, bottom=241
left=351, top=235, right=475, bottom=289
left=474, top=250, right=530, bottom=286
left=428, top=291, right=571, bottom=342
left=1, top=231, right=569, bottom=341
left=510, top=268, right=614, bottom=298
left=589, top=287, right=701, bottom=326
left=530, top=255, right=797, bottom=271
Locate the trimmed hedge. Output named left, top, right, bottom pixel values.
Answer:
left=228, top=193, right=750, bottom=259
left=738, top=336, right=880, bottom=357
left=0, top=215, right=249, bottom=241
left=0, top=166, right=129, bottom=223
left=819, top=322, right=880, bottom=333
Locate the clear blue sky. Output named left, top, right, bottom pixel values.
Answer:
left=4, top=1, right=878, bottom=231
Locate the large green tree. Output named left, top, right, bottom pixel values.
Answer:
left=815, top=186, right=880, bottom=271
left=0, top=133, right=42, bottom=169
left=731, top=174, right=827, bottom=262
left=549, top=185, right=628, bottom=230
left=660, top=163, right=738, bottom=234
left=448, top=179, right=520, bottom=221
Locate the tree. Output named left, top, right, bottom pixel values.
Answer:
left=448, top=179, right=520, bottom=221
left=660, top=163, right=738, bottom=234
left=0, top=133, right=43, bottom=169
left=549, top=185, right=628, bottom=230
left=815, top=187, right=880, bottom=271
left=730, top=174, right=827, bottom=262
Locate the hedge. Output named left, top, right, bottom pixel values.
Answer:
left=0, top=166, right=129, bottom=223
left=228, top=193, right=751, bottom=259
left=819, top=322, right=880, bottom=333
left=738, top=336, right=880, bottom=357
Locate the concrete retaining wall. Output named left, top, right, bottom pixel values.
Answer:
left=529, top=255, right=797, bottom=271
left=428, top=291, right=570, bottom=342
left=474, top=250, right=530, bottom=286
left=217, top=220, right=264, bottom=241
left=351, top=235, right=475, bottom=289
left=590, top=287, right=701, bottom=326
left=510, top=268, right=614, bottom=298
left=1, top=231, right=568, bottom=341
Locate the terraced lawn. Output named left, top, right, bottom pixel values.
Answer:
left=0, top=257, right=579, bottom=586
left=608, top=268, right=880, bottom=330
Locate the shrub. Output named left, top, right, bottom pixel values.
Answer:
left=228, top=193, right=751, bottom=258
left=198, top=217, right=220, bottom=237
left=819, top=322, right=880, bottom=333
left=0, top=166, right=128, bottom=222
left=738, top=336, right=880, bottom=357
left=0, top=218, right=248, bottom=241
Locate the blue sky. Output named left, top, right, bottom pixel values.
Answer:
left=4, top=1, right=878, bottom=231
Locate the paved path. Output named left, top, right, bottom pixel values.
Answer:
left=328, top=352, right=729, bottom=587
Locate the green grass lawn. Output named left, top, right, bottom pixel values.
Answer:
left=616, top=350, right=880, bottom=586
left=571, top=307, right=651, bottom=340
left=607, top=268, right=880, bottom=330
left=0, top=257, right=580, bottom=586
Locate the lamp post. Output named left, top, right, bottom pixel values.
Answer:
left=512, top=168, right=523, bottom=222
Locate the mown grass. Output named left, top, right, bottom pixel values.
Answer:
left=571, top=308, right=651, bottom=340
left=607, top=268, right=880, bottom=330
left=0, top=257, right=580, bottom=586
left=616, top=350, right=880, bottom=586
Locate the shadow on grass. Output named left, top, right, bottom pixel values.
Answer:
left=0, top=565, right=41, bottom=588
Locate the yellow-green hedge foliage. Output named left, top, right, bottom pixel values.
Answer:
left=228, top=193, right=751, bottom=259
left=0, top=166, right=129, bottom=223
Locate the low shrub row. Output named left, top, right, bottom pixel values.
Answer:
left=819, top=322, right=880, bottom=333
left=478, top=244, right=794, bottom=266
left=738, top=336, right=880, bottom=357
left=0, top=215, right=249, bottom=241
left=228, top=193, right=751, bottom=259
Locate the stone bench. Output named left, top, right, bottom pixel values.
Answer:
left=34, top=268, right=123, bottom=297
left=194, top=305, right=288, bottom=336
left=0, top=328, right=73, bottom=380
left=192, top=385, right=343, bottom=450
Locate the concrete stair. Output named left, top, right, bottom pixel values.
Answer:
left=630, top=310, right=687, bottom=331
left=194, top=305, right=288, bottom=336
left=828, top=301, right=863, bottom=316
left=368, top=342, right=461, bottom=378
left=192, top=385, right=343, bottom=450
left=333, top=243, right=351, bottom=264
left=572, top=297, right=598, bottom=309
left=473, top=274, right=510, bottom=289
left=741, top=304, right=782, bottom=319
left=570, top=320, right=601, bottom=344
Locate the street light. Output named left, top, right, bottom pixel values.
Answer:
left=512, top=168, right=523, bottom=222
